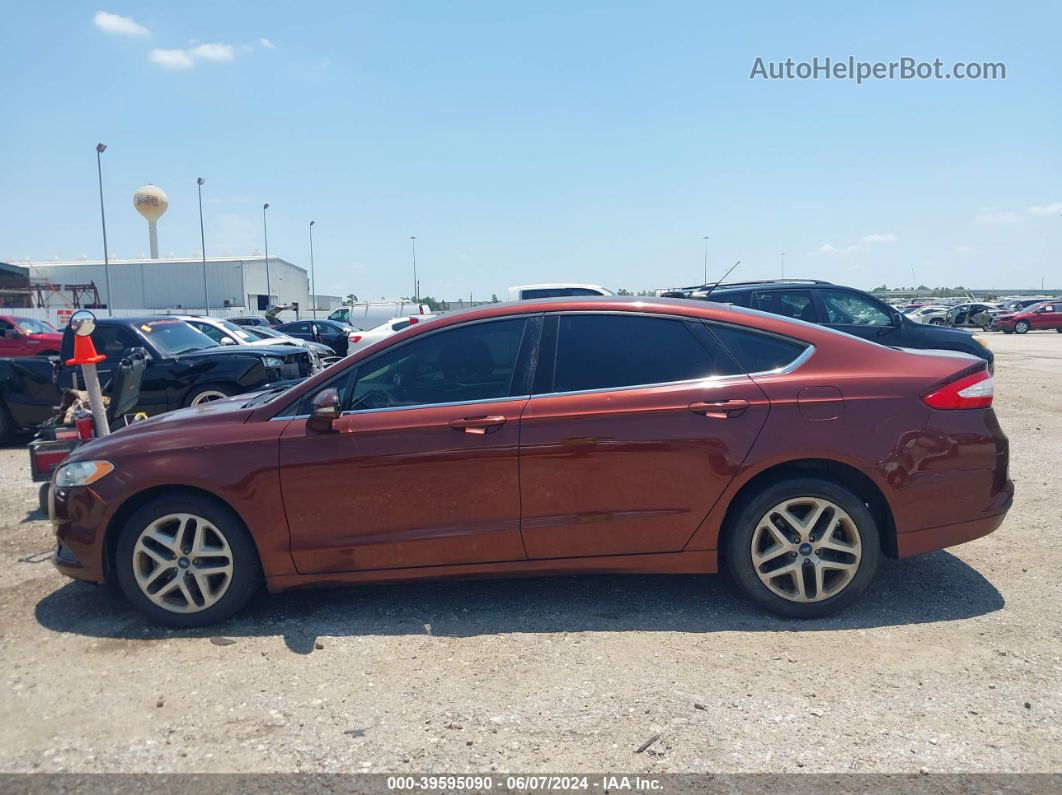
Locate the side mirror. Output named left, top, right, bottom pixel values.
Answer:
left=220, top=336, right=236, bottom=345
left=307, top=387, right=341, bottom=433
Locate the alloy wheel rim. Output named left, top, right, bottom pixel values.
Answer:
left=190, top=390, right=228, bottom=406
left=750, top=497, right=862, bottom=603
left=132, top=513, right=234, bottom=613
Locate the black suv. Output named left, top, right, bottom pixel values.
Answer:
left=662, top=280, right=993, bottom=368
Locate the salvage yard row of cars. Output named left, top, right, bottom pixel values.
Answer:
left=17, top=279, right=1010, bottom=627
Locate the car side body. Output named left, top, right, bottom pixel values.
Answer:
left=0, top=315, right=63, bottom=357
left=664, top=280, right=994, bottom=368
left=50, top=297, right=1011, bottom=624
left=992, top=301, right=1062, bottom=334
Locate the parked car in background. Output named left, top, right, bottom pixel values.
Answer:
left=178, top=316, right=329, bottom=373
left=904, top=305, right=949, bottom=325
left=229, top=316, right=275, bottom=328
left=663, top=280, right=993, bottom=369
left=241, top=325, right=338, bottom=359
left=50, top=296, right=1010, bottom=627
left=996, top=298, right=1054, bottom=315
left=0, top=316, right=312, bottom=442
left=945, top=303, right=999, bottom=330
left=508, top=283, right=613, bottom=300
left=274, top=318, right=356, bottom=356
left=0, top=316, right=63, bottom=357
left=347, top=315, right=434, bottom=355
left=992, top=300, right=1062, bottom=334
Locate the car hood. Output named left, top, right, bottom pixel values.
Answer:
left=177, top=344, right=303, bottom=359
left=65, top=393, right=255, bottom=462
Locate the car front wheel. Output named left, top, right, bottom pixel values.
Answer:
left=115, top=494, right=262, bottom=627
left=184, top=383, right=238, bottom=407
left=1015, top=320, right=1030, bottom=334
left=726, top=478, right=880, bottom=619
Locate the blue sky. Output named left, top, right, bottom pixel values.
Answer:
left=0, top=1, right=1059, bottom=299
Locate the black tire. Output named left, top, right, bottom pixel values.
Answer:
left=38, top=483, right=50, bottom=516
left=1056, top=328, right=1062, bottom=334
left=183, top=382, right=239, bottom=408
left=929, top=318, right=944, bottom=325
left=1014, top=320, right=1030, bottom=334
left=114, top=493, right=262, bottom=627
left=725, top=477, right=880, bottom=619
left=0, top=404, right=12, bottom=445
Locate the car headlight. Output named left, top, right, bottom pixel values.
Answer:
left=54, top=460, right=114, bottom=488
left=262, top=356, right=284, bottom=368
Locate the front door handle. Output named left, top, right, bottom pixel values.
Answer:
left=688, top=399, right=750, bottom=418
left=448, top=415, right=507, bottom=434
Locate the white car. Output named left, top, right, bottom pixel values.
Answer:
left=347, top=316, right=435, bottom=355
left=508, top=283, right=612, bottom=300
left=905, top=305, right=949, bottom=325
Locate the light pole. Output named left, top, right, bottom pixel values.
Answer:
left=197, top=177, right=208, bottom=313
left=309, top=220, right=317, bottom=319
left=781, top=252, right=786, bottom=278
left=262, top=203, right=271, bottom=308
left=702, top=235, right=709, bottom=284
left=95, top=143, right=112, bottom=316
left=410, top=235, right=418, bottom=303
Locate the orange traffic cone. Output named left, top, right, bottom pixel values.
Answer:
left=66, top=334, right=106, bottom=367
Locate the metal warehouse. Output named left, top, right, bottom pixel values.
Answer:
left=24, top=255, right=310, bottom=312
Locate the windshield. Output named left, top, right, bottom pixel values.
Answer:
left=138, top=318, right=219, bottom=355
left=14, top=317, right=57, bottom=334
left=219, top=319, right=255, bottom=341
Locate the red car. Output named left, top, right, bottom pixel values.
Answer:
left=0, top=315, right=63, bottom=357
left=49, top=297, right=1012, bottom=626
left=992, top=300, right=1062, bottom=334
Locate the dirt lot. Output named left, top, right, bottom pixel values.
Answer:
left=0, top=332, right=1059, bottom=775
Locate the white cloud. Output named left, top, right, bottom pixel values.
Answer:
left=957, top=245, right=977, bottom=254
left=1026, top=202, right=1062, bottom=216
left=149, top=48, right=194, bottom=70
left=258, top=37, right=276, bottom=49
left=860, top=233, right=897, bottom=243
left=975, top=208, right=1022, bottom=224
left=808, top=243, right=861, bottom=256
left=188, top=42, right=235, bottom=61
left=93, top=10, right=150, bottom=37
left=148, top=42, right=239, bottom=70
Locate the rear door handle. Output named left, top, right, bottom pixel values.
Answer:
left=448, top=415, right=507, bottom=434
left=688, top=399, right=750, bottom=418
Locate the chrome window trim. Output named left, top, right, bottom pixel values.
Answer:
left=268, top=310, right=816, bottom=420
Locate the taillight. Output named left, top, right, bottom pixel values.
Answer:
left=349, top=334, right=362, bottom=344
left=922, top=369, right=994, bottom=410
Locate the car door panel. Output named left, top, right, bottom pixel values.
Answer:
left=279, top=399, right=528, bottom=573
left=519, top=377, right=770, bottom=558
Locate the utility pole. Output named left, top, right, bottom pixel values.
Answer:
left=410, top=236, right=418, bottom=303
left=95, top=143, right=112, bottom=316
left=263, top=203, right=271, bottom=308
left=702, top=236, right=709, bottom=284
left=197, top=178, right=208, bottom=313
left=309, top=221, right=317, bottom=319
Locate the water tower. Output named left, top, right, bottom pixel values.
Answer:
left=133, top=184, right=169, bottom=259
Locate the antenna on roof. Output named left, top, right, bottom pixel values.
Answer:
left=701, top=261, right=741, bottom=302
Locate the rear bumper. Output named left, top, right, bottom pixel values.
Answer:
left=896, top=487, right=1012, bottom=558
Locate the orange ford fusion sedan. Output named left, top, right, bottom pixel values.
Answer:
left=49, top=296, right=1012, bottom=626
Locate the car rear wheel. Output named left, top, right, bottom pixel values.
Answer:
left=726, top=478, right=880, bottom=619
left=184, top=383, right=238, bottom=407
left=1015, top=320, right=1030, bottom=334
left=929, top=318, right=944, bottom=325
left=115, top=494, right=262, bottom=627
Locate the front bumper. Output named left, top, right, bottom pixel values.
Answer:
left=50, top=485, right=109, bottom=583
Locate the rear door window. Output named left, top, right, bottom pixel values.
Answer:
left=709, top=324, right=810, bottom=374
left=545, top=314, right=740, bottom=394
left=750, top=290, right=817, bottom=322
left=820, top=290, right=892, bottom=326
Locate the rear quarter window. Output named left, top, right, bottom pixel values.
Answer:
left=708, top=324, right=809, bottom=373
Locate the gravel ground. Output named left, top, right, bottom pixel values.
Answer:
left=0, top=332, right=1059, bottom=775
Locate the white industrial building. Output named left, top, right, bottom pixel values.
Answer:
left=24, top=255, right=310, bottom=312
